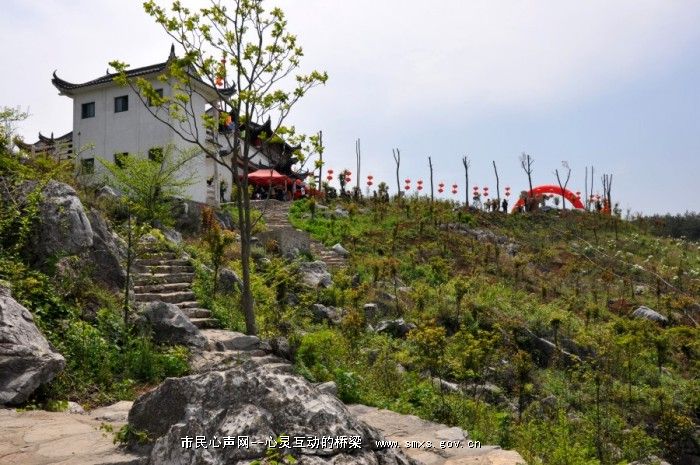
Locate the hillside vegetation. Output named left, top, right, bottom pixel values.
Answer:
left=267, top=197, right=698, bottom=465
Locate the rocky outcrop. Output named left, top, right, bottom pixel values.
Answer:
left=127, top=359, right=418, bottom=465
left=12, top=180, right=125, bottom=291
left=375, top=319, right=416, bottom=338
left=139, top=301, right=207, bottom=349
left=311, top=304, right=342, bottom=325
left=631, top=306, right=668, bottom=324
left=0, top=285, right=65, bottom=405
left=258, top=227, right=311, bottom=259
left=30, top=180, right=94, bottom=260
left=85, top=209, right=126, bottom=291
left=331, top=243, right=349, bottom=257
left=298, top=261, right=333, bottom=288
left=218, top=267, right=243, bottom=294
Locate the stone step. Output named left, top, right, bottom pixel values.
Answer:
left=134, top=282, right=192, bottom=294
left=142, top=251, right=180, bottom=260
left=135, top=258, right=190, bottom=267
left=200, top=329, right=263, bottom=352
left=133, top=272, right=195, bottom=285
left=177, top=301, right=202, bottom=309
left=182, top=307, right=212, bottom=318
left=190, top=318, right=219, bottom=329
left=137, top=264, right=194, bottom=274
left=134, top=291, right=196, bottom=304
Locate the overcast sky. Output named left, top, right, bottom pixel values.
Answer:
left=2, top=0, right=699, bottom=214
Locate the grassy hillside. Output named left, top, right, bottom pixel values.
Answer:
left=273, top=197, right=699, bottom=465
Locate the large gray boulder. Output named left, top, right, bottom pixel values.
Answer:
left=298, top=261, right=333, bottom=288
left=128, top=359, right=417, bottom=464
left=631, top=306, right=668, bottom=324
left=311, top=304, right=342, bottom=325
left=139, top=301, right=207, bottom=349
left=375, top=319, right=416, bottom=338
left=218, top=267, right=243, bottom=294
left=258, top=227, right=311, bottom=259
left=0, top=285, right=65, bottom=405
left=85, top=209, right=126, bottom=292
left=31, top=180, right=94, bottom=260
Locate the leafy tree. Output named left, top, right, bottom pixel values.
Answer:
left=111, top=0, right=327, bottom=335
left=100, top=146, right=196, bottom=323
left=99, top=145, right=197, bottom=226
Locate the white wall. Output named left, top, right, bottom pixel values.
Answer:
left=70, top=78, right=216, bottom=204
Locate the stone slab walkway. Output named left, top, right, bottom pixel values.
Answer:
left=348, top=405, right=526, bottom=465
left=0, top=402, right=141, bottom=465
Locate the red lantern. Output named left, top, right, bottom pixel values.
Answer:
left=505, top=191, right=511, bottom=197
left=346, top=171, right=352, bottom=176
left=473, top=185, right=479, bottom=191
left=505, top=186, right=511, bottom=191
left=367, top=175, right=374, bottom=180
left=404, top=185, right=410, bottom=190
left=576, top=191, right=581, bottom=196
left=452, top=184, right=458, bottom=189
left=483, top=192, right=489, bottom=197
left=327, top=169, right=334, bottom=175
left=405, top=178, right=411, bottom=184
left=417, top=179, right=423, bottom=185
left=367, top=180, right=373, bottom=187
left=417, top=185, right=423, bottom=191
left=438, top=188, right=444, bottom=194
left=326, top=175, right=333, bottom=181
left=451, top=189, right=458, bottom=195
left=483, top=186, right=489, bottom=191
left=345, top=177, right=351, bottom=183
left=439, top=182, right=445, bottom=188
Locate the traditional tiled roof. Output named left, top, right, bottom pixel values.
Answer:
left=52, top=45, right=234, bottom=97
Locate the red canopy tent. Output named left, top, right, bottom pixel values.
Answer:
left=247, top=169, right=291, bottom=186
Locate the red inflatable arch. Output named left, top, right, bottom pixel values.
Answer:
left=511, top=184, right=584, bottom=212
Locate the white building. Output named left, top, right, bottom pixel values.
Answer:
left=52, top=46, right=231, bottom=205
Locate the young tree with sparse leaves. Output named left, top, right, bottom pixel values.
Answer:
left=110, top=0, right=327, bottom=335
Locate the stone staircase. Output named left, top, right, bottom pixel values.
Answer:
left=133, top=248, right=219, bottom=329
left=251, top=199, right=348, bottom=269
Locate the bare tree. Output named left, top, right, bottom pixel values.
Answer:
left=584, top=166, right=589, bottom=210
left=316, top=131, right=324, bottom=192
left=555, top=161, right=572, bottom=210
left=492, top=160, right=501, bottom=205
left=601, top=173, right=613, bottom=211
left=429, top=156, right=434, bottom=203
left=112, top=0, right=328, bottom=335
left=462, top=156, right=470, bottom=206
left=355, top=138, right=361, bottom=193
left=519, top=152, right=534, bottom=210
left=393, top=148, right=401, bottom=198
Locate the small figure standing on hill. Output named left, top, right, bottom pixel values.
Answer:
left=502, top=198, right=508, bottom=212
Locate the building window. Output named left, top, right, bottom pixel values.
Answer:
left=81, top=102, right=95, bottom=119
left=114, top=95, right=129, bottom=113
left=148, top=147, right=164, bottom=163
left=81, top=157, right=95, bottom=174
left=148, top=88, right=164, bottom=106
left=114, top=152, right=128, bottom=168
